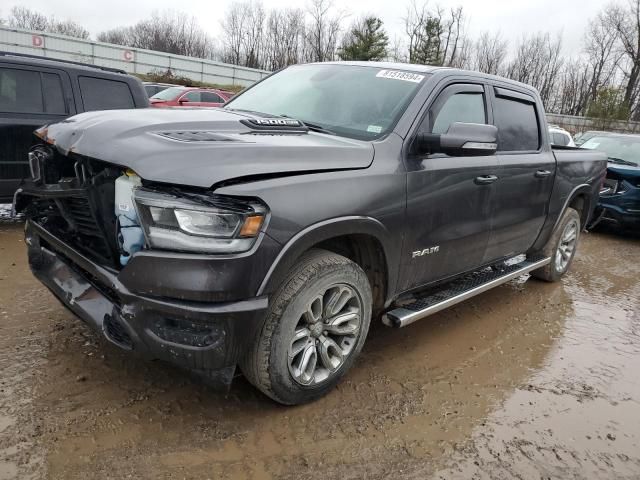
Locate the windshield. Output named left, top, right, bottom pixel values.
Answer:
left=225, top=64, right=426, bottom=140
left=151, top=87, right=185, bottom=100
left=581, top=136, right=640, bottom=166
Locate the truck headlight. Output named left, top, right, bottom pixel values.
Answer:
left=134, top=188, right=266, bottom=253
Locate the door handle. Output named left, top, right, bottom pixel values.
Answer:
left=535, top=170, right=552, bottom=178
left=474, top=175, right=498, bottom=185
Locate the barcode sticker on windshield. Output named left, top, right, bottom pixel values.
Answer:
left=367, top=125, right=383, bottom=133
left=376, top=70, right=425, bottom=83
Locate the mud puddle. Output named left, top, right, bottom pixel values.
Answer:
left=0, top=222, right=639, bottom=479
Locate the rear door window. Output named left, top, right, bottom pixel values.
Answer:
left=183, top=91, right=201, bottom=102
left=201, top=91, right=224, bottom=103
left=0, top=67, right=43, bottom=113
left=79, top=76, right=135, bottom=111
left=493, top=89, right=540, bottom=151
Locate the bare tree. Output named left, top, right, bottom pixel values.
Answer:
left=5, top=6, right=90, bottom=39
left=580, top=9, right=623, bottom=115
left=97, top=27, right=129, bottom=46
left=7, top=6, right=48, bottom=31
left=263, top=8, right=305, bottom=70
left=241, top=2, right=267, bottom=69
left=304, top=0, right=344, bottom=62
left=441, top=6, right=464, bottom=66
left=506, top=32, right=564, bottom=108
left=387, top=35, right=408, bottom=63
left=604, top=1, right=640, bottom=118
left=98, top=11, right=215, bottom=59
left=220, top=2, right=248, bottom=65
left=472, top=32, right=507, bottom=75
left=448, top=36, right=472, bottom=69
left=404, top=0, right=429, bottom=64
left=549, top=59, right=591, bottom=115
left=49, top=19, right=90, bottom=39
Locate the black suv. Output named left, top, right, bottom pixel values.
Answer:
left=0, top=52, right=149, bottom=202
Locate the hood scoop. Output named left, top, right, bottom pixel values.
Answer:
left=240, top=118, right=309, bottom=134
left=156, top=131, right=240, bottom=142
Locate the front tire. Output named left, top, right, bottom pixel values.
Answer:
left=529, top=207, right=581, bottom=282
left=240, top=249, right=372, bottom=405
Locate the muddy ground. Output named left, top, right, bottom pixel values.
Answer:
left=0, top=214, right=639, bottom=479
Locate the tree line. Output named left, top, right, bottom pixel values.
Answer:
left=2, top=1, right=639, bottom=122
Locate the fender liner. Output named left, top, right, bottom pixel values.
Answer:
left=257, top=216, right=398, bottom=304
left=552, top=183, right=593, bottom=232
left=531, top=183, right=593, bottom=253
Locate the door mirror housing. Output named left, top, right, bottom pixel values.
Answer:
left=415, top=122, right=498, bottom=157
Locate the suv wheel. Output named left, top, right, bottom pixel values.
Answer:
left=529, top=207, right=581, bottom=282
left=240, top=249, right=372, bottom=405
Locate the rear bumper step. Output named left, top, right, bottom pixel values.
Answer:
left=383, top=256, right=550, bottom=328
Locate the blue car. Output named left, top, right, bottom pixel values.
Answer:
left=582, top=134, right=640, bottom=230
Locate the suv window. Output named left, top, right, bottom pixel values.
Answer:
left=431, top=92, right=486, bottom=134
left=0, top=67, right=43, bottom=113
left=79, top=76, right=134, bottom=110
left=183, top=91, right=201, bottom=102
left=551, top=132, right=569, bottom=146
left=201, top=91, right=224, bottom=103
left=493, top=95, right=539, bottom=151
left=42, top=73, right=66, bottom=114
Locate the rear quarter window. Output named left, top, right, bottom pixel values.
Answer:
left=79, top=76, right=135, bottom=111
left=493, top=95, right=540, bottom=152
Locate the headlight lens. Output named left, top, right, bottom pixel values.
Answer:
left=174, top=209, right=241, bottom=237
left=134, top=188, right=266, bottom=253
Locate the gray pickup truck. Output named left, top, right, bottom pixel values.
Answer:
left=15, top=62, right=607, bottom=405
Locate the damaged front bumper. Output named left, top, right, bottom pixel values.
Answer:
left=596, top=189, right=640, bottom=230
left=26, top=220, right=268, bottom=388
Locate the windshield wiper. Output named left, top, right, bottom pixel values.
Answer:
left=608, top=156, right=638, bottom=167
left=226, top=108, right=276, bottom=117
left=279, top=114, right=336, bottom=135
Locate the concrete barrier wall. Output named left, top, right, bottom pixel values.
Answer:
left=547, top=113, right=640, bottom=135
left=0, top=26, right=270, bottom=87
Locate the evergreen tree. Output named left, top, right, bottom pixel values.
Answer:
left=412, top=16, right=444, bottom=65
left=587, top=87, right=630, bottom=122
left=338, top=17, right=389, bottom=61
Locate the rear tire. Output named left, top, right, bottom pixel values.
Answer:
left=240, top=249, right=372, bottom=405
left=529, top=207, right=581, bottom=282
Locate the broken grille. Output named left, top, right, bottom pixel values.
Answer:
left=52, top=195, right=116, bottom=265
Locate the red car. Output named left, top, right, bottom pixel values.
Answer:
left=149, top=86, right=232, bottom=108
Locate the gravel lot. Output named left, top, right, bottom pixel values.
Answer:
left=0, top=215, right=639, bottom=479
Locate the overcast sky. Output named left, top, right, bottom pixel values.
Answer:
left=2, top=0, right=604, bottom=56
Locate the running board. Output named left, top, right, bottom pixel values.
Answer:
left=382, top=256, right=551, bottom=328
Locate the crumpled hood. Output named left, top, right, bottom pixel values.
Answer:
left=38, top=108, right=374, bottom=188
left=608, top=163, right=640, bottom=181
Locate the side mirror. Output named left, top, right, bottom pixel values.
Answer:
left=179, top=99, right=189, bottom=104
left=415, top=122, right=498, bottom=156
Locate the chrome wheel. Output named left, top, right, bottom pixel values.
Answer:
left=287, top=284, right=362, bottom=386
left=555, top=218, right=579, bottom=272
